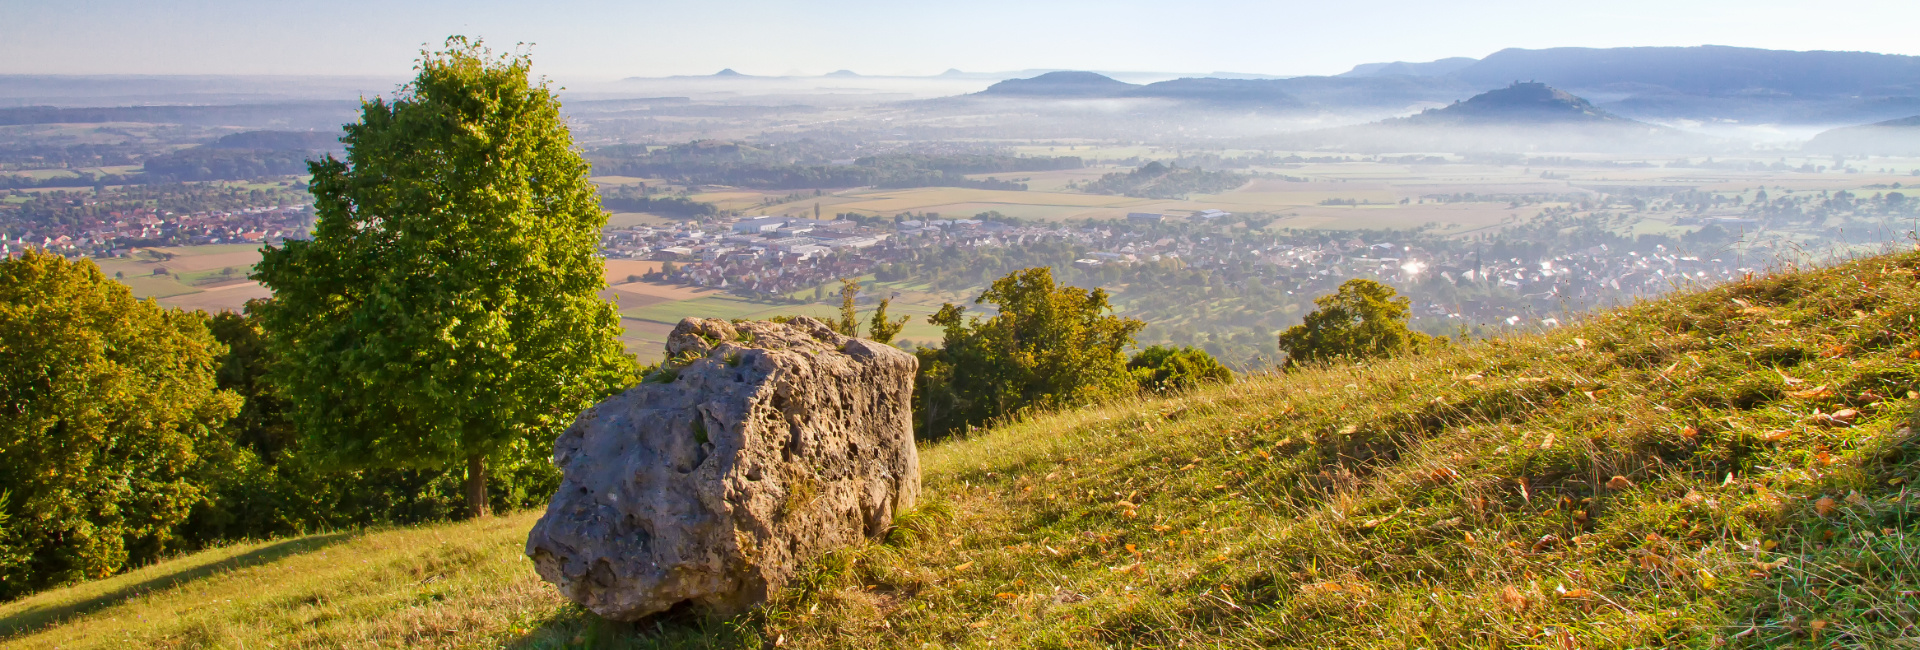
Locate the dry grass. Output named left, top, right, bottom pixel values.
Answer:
left=0, top=512, right=572, bottom=649
left=11, top=250, right=1920, bottom=648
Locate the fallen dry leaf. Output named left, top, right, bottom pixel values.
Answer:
left=1606, top=475, right=1633, bottom=490
left=1815, top=497, right=1839, bottom=516
left=1430, top=467, right=1462, bottom=483
left=951, top=561, right=974, bottom=571
left=1559, top=587, right=1600, bottom=598
left=1787, top=385, right=1833, bottom=399
left=1531, top=534, right=1560, bottom=553
left=995, top=592, right=1018, bottom=600
left=1763, top=430, right=1794, bottom=443
left=1499, top=584, right=1530, bottom=611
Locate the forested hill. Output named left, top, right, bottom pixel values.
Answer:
left=1395, top=82, right=1633, bottom=125
left=1806, top=114, right=1920, bottom=155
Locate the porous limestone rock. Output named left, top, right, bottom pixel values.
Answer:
left=526, top=316, right=920, bottom=620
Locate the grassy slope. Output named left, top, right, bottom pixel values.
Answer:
left=8, top=252, right=1920, bottom=648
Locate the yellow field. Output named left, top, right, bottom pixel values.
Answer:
left=604, top=212, right=678, bottom=228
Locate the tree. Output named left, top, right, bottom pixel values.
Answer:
left=1275, top=279, right=1429, bottom=368
left=0, top=251, right=240, bottom=596
left=834, top=277, right=862, bottom=336
left=1128, top=345, right=1233, bottom=393
left=915, top=267, right=1144, bottom=437
left=868, top=294, right=909, bottom=344
left=252, top=38, right=635, bottom=519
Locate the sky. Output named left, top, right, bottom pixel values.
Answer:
left=5, top=0, right=1920, bottom=79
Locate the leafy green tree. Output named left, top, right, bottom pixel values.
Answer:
left=868, top=294, right=909, bottom=344
left=1276, top=279, right=1429, bottom=368
left=1129, top=345, right=1233, bottom=393
left=0, top=251, right=240, bottom=596
left=834, top=277, right=862, bottom=336
left=252, top=38, right=635, bottom=519
left=915, top=267, right=1144, bottom=437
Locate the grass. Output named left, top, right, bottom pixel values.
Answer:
left=11, top=250, right=1920, bottom=648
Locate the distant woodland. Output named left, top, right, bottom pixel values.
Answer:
left=586, top=140, right=1080, bottom=190
left=1079, top=161, right=1250, bottom=198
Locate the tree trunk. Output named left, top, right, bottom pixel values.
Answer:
left=465, top=453, right=490, bottom=519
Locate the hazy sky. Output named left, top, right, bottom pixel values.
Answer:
left=6, top=0, right=1919, bottom=79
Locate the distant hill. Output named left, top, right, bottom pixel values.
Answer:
left=1805, top=114, right=1920, bottom=155
left=1454, top=45, right=1920, bottom=98
left=1395, top=82, right=1626, bottom=125
left=1339, top=56, right=1478, bottom=78
left=974, top=72, right=1314, bottom=109
left=1275, top=83, right=1712, bottom=153
left=978, top=71, right=1139, bottom=97
left=1126, top=78, right=1305, bottom=109
left=962, top=47, right=1920, bottom=126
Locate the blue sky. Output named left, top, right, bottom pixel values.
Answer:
left=5, top=0, right=1917, bottom=78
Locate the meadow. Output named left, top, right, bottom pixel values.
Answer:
left=10, top=249, right=1920, bottom=648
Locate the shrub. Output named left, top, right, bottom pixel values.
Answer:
left=1276, top=278, right=1430, bottom=368
left=915, top=267, right=1144, bottom=437
left=1128, top=345, right=1233, bottom=393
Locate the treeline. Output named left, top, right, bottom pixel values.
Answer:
left=141, top=148, right=318, bottom=183
left=0, top=170, right=142, bottom=190
left=586, top=139, right=1080, bottom=190
left=0, top=143, right=146, bottom=170
left=0, top=253, right=563, bottom=599
left=1080, top=161, right=1248, bottom=198
left=598, top=185, right=721, bottom=218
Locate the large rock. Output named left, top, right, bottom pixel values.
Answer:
left=525, top=316, right=920, bottom=620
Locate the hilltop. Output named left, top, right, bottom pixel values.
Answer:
left=1807, top=114, right=1920, bottom=156
left=1269, top=82, right=1712, bottom=153
left=1394, top=81, right=1628, bottom=125
left=976, top=71, right=1139, bottom=97
left=5, top=250, right=1919, bottom=648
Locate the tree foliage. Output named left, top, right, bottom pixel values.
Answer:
left=251, top=38, right=635, bottom=518
left=0, top=251, right=240, bottom=596
left=915, top=267, right=1144, bottom=437
left=1128, top=345, right=1233, bottom=393
left=834, top=278, right=862, bottom=336
left=868, top=296, right=909, bottom=344
left=182, top=309, right=563, bottom=546
left=1276, top=279, right=1430, bottom=368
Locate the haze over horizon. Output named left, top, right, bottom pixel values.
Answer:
left=6, top=0, right=1920, bottom=79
